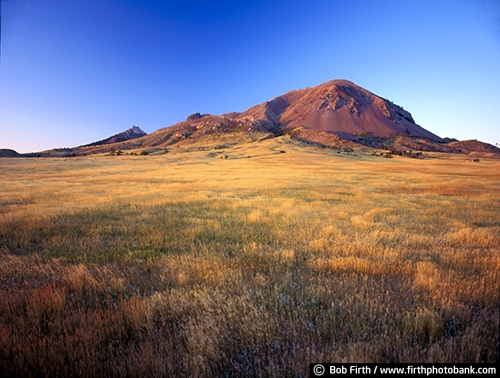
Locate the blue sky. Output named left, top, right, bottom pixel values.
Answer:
left=1, top=0, right=499, bottom=152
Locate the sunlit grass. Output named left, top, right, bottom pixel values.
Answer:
left=0, top=141, right=499, bottom=376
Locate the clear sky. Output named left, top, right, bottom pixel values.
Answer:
left=1, top=0, right=499, bottom=153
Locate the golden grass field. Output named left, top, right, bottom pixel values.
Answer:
left=0, top=137, right=499, bottom=376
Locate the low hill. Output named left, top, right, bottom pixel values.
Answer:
left=0, top=149, right=20, bottom=157
left=446, top=140, right=500, bottom=154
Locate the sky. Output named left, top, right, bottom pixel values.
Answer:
left=1, top=0, right=499, bottom=153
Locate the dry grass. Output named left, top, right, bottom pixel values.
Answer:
left=0, top=139, right=499, bottom=376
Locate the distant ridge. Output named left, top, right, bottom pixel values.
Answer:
left=84, top=126, right=147, bottom=146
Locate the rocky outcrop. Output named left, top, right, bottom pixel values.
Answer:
left=186, top=113, right=209, bottom=121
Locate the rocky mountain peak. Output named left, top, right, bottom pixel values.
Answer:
left=128, top=126, right=147, bottom=136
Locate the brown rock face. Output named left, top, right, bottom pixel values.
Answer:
left=238, top=79, right=442, bottom=141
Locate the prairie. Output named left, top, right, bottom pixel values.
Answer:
left=0, top=137, right=499, bottom=376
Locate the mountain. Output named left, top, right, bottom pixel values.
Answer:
left=123, top=79, right=445, bottom=153
left=58, top=78, right=500, bottom=155
left=237, top=79, right=443, bottom=141
left=105, top=79, right=440, bottom=154
left=3, top=80, right=498, bottom=157
left=84, top=126, right=147, bottom=146
left=109, top=80, right=443, bottom=146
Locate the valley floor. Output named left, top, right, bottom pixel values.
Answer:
left=0, top=139, right=499, bottom=376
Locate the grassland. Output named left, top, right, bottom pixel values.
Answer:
left=0, top=137, right=499, bottom=376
